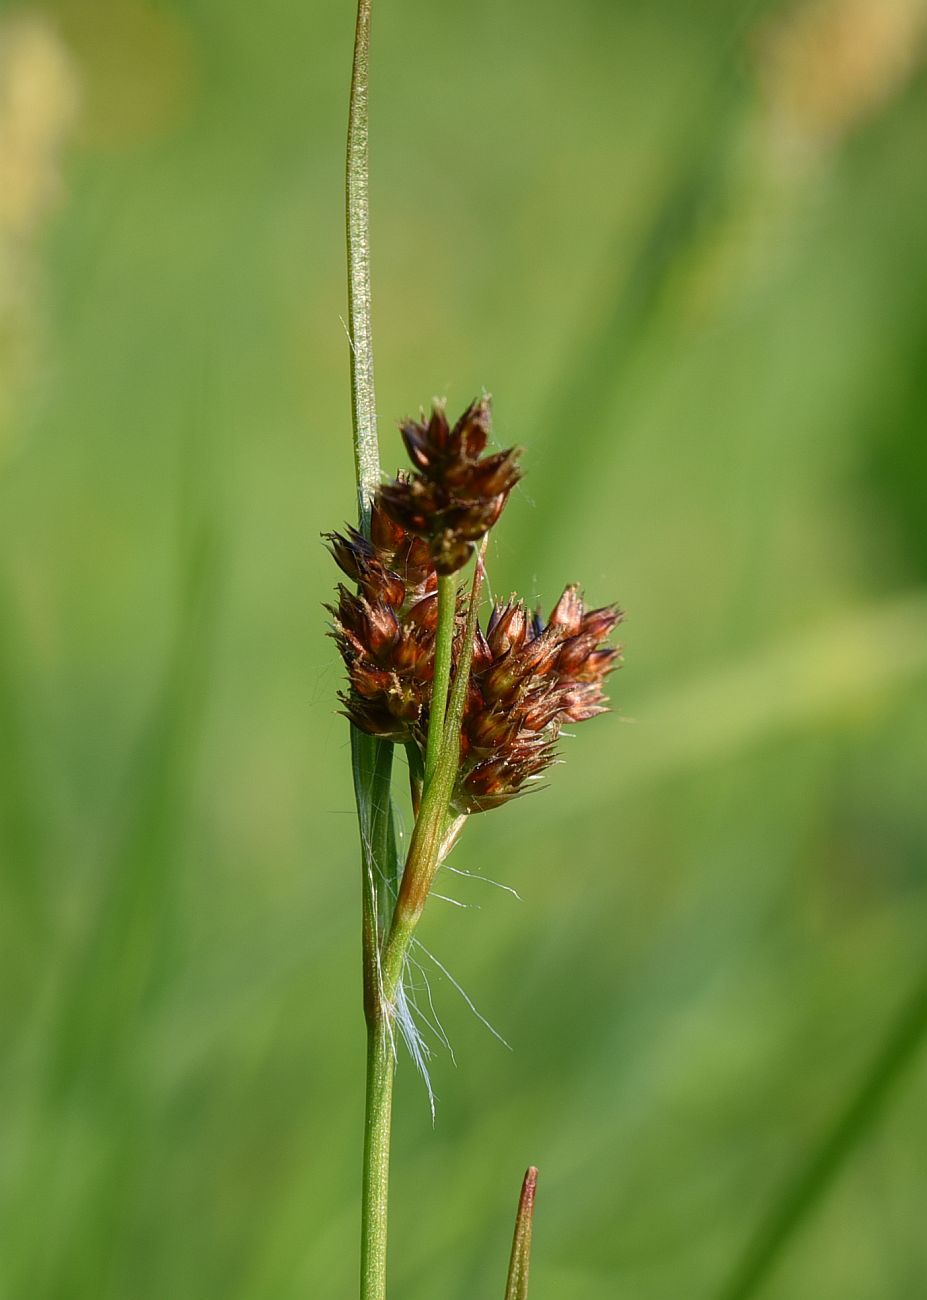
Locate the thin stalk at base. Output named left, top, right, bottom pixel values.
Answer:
left=360, top=913, right=415, bottom=1300
left=360, top=1016, right=395, bottom=1300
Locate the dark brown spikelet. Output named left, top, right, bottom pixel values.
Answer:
left=326, top=406, right=620, bottom=805
left=378, top=397, right=523, bottom=575
left=325, top=508, right=446, bottom=744
left=454, top=585, right=623, bottom=813
left=326, top=510, right=621, bottom=799
left=328, top=584, right=437, bottom=741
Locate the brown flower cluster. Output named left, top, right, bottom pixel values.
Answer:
left=457, top=587, right=622, bottom=812
left=326, top=499, right=443, bottom=743
left=327, top=398, right=621, bottom=814
left=378, top=397, right=522, bottom=574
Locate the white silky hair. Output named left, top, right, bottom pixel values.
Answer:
left=359, top=782, right=516, bottom=1117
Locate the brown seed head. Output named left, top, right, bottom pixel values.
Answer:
left=453, top=585, right=623, bottom=813
left=326, top=409, right=622, bottom=805
left=326, top=504, right=444, bottom=745
left=379, top=397, right=523, bottom=575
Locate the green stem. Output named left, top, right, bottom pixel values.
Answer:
left=423, top=574, right=458, bottom=785
left=360, top=1014, right=395, bottom=1300
left=362, top=556, right=486, bottom=1255
left=385, top=542, right=486, bottom=954
left=358, top=556, right=485, bottom=1300
left=365, top=557, right=478, bottom=1187
left=345, top=3, right=394, bottom=1297
left=346, top=0, right=379, bottom=528
left=352, top=733, right=394, bottom=1021
left=352, top=729, right=396, bottom=1300
left=359, top=917, right=421, bottom=1300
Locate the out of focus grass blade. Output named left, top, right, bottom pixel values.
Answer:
left=560, top=591, right=927, bottom=814
left=0, top=581, right=46, bottom=945
left=523, top=1, right=783, bottom=567
left=48, top=517, right=222, bottom=1099
left=714, top=971, right=927, bottom=1300
left=2, top=507, right=223, bottom=1299
left=504, top=1167, right=538, bottom=1300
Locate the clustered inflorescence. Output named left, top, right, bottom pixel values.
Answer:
left=326, top=397, right=622, bottom=813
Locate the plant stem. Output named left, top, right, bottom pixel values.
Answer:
left=358, top=914, right=418, bottom=1300
left=359, top=555, right=486, bottom=1300
left=353, top=732, right=394, bottom=1019
left=345, top=15, right=486, bottom=1286
left=353, top=728, right=396, bottom=1300
left=345, top=3, right=395, bottom=1297
left=346, top=0, right=379, bottom=527
left=363, top=554, right=486, bottom=1278
left=360, top=1012, right=395, bottom=1300
left=423, top=574, right=458, bottom=784
left=357, top=906, right=415, bottom=1300
left=387, top=542, right=487, bottom=944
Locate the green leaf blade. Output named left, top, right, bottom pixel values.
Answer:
left=504, top=1167, right=538, bottom=1300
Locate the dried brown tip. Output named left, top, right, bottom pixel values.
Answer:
left=504, top=1166, right=538, bottom=1300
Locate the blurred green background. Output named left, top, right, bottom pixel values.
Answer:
left=2, top=0, right=927, bottom=1296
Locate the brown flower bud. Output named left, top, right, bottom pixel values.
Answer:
left=517, top=628, right=565, bottom=677
left=370, top=496, right=408, bottom=553
left=470, top=628, right=494, bottom=675
left=451, top=397, right=492, bottom=460
left=486, top=600, right=528, bottom=658
left=575, top=647, right=621, bottom=682
left=339, top=693, right=408, bottom=741
left=351, top=664, right=395, bottom=699
left=392, top=628, right=434, bottom=679
left=467, top=705, right=518, bottom=751
left=404, top=591, right=439, bottom=631
left=581, top=604, right=623, bottom=641
left=548, top=584, right=585, bottom=636
left=558, top=682, right=609, bottom=723
left=385, top=682, right=422, bottom=722
left=519, top=686, right=564, bottom=732
left=557, top=631, right=601, bottom=674
left=363, top=601, right=400, bottom=658
left=324, top=529, right=408, bottom=608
